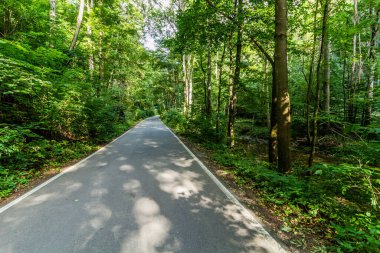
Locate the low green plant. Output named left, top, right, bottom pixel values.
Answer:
left=206, top=144, right=380, bottom=252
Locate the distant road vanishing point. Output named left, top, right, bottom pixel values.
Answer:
left=0, top=116, right=286, bottom=253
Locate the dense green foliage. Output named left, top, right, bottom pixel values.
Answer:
left=0, top=0, right=157, bottom=198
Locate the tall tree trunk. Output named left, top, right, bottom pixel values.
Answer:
left=264, top=59, right=270, bottom=129
left=269, top=66, right=278, bottom=164
left=200, top=54, right=207, bottom=113
left=275, top=0, right=291, bottom=172
left=96, top=31, right=103, bottom=97
left=342, top=58, right=347, bottom=121
left=49, top=0, right=56, bottom=46
left=227, top=33, right=234, bottom=143
left=362, top=7, right=379, bottom=126
left=347, top=0, right=359, bottom=123
left=86, top=0, right=94, bottom=78
left=69, top=0, right=85, bottom=51
left=309, top=0, right=330, bottom=167
left=228, top=0, right=242, bottom=148
left=182, top=54, right=189, bottom=114
left=188, top=55, right=194, bottom=113
left=322, top=2, right=330, bottom=115
left=216, top=42, right=226, bottom=136
left=2, top=2, right=6, bottom=37
left=49, top=0, right=56, bottom=20
left=306, top=0, right=319, bottom=145
left=322, top=41, right=330, bottom=114
left=206, top=48, right=212, bottom=116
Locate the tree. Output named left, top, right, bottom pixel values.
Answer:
left=309, top=0, right=330, bottom=167
left=69, top=0, right=85, bottom=51
left=275, top=0, right=291, bottom=172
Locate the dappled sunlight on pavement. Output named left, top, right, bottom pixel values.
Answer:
left=0, top=117, right=285, bottom=253
left=155, top=169, right=204, bottom=199
left=120, top=197, right=178, bottom=253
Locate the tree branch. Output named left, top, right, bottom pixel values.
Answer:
left=250, top=36, right=274, bottom=66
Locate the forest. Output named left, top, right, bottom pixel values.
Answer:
left=0, top=0, right=379, bottom=252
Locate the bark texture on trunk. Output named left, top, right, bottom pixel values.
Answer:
left=275, top=0, right=291, bottom=172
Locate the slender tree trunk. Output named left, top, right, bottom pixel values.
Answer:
left=96, top=31, right=103, bottom=97
left=322, top=2, right=330, bottom=115
left=86, top=0, right=94, bottom=78
left=188, top=55, right=194, bottom=113
left=309, top=0, right=330, bottom=167
left=69, top=0, right=85, bottom=51
left=362, top=7, right=379, bottom=126
left=206, top=48, right=212, bottom=116
left=200, top=54, right=207, bottom=113
left=264, top=59, right=270, bottom=129
left=306, top=0, right=319, bottom=145
left=182, top=54, right=189, bottom=114
left=216, top=42, right=226, bottom=136
left=275, top=0, right=291, bottom=172
left=342, top=58, right=347, bottom=121
left=267, top=67, right=278, bottom=165
left=229, top=29, right=241, bottom=148
left=227, top=33, right=234, bottom=142
left=2, top=2, right=6, bottom=37
left=322, top=41, right=330, bottom=114
left=49, top=0, right=56, bottom=46
left=347, top=0, right=359, bottom=123
left=228, top=0, right=242, bottom=148
left=49, top=0, right=56, bottom=20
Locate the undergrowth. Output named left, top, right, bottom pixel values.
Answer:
left=0, top=121, right=137, bottom=200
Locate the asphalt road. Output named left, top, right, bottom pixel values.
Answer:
left=0, top=116, right=286, bottom=253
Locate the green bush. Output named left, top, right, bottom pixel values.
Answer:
left=161, top=108, right=186, bottom=132
left=0, top=126, right=42, bottom=170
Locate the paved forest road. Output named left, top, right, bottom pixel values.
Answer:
left=0, top=116, right=286, bottom=253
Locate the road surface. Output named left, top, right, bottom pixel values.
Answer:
left=0, top=116, right=286, bottom=253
